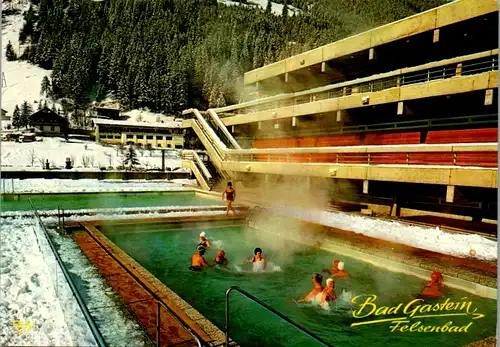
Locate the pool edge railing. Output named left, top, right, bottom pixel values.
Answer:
left=225, top=286, right=333, bottom=347
left=28, top=199, right=107, bottom=347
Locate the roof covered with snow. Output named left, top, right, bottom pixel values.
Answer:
left=92, top=118, right=182, bottom=129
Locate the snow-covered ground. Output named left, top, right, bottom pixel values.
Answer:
left=218, top=0, right=299, bottom=16
left=270, top=206, right=498, bottom=261
left=0, top=178, right=194, bottom=194
left=1, top=137, right=185, bottom=170
left=0, top=218, right=97, bottom=346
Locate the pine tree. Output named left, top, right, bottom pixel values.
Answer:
left=37, top=100, right=42, bottom=110
left=43, top=100, right=49, bottom=109
left=5, top=41, right=17, bottom=61
left=122, top=145, right=140, bottom=170
left=40, top=76, right=52, bottom=97
left=12, top=105, right=21, bottom=129
left=20, top=101, right=32, bottom=128
left=266, top=0, right=272, bottom=14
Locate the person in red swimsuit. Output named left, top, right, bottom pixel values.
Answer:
left=222, top=182, right=236, bottom=216
left=421, top=271, right=445, bottom=298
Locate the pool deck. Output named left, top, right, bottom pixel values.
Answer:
left=71, top=216, right=244, bottom=347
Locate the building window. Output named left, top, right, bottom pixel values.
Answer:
left=167, top=144, right=172, bottom=148
left=114, top=135, right=120, bottom=139
left=157, top=144, right=161, bottom=148
left=175, top=145, right=183, bottom=149
left=146, top=135, right=154, bottom=140
left=126, top=134, right=133, bottom=139
left=165, top=136, right=172, bottom=140
left=50, top=126, right=55, bottom=131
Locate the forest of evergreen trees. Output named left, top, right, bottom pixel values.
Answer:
left=16, top=0, right=446, bottom=116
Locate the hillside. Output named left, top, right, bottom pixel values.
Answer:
left=9, top=0, right=446, bottom=115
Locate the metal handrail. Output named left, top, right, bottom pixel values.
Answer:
left=225, top=286, right=332, bottom=347
left=216, top=53, right=497, bottom=117
left=28, top=199, right=107, bottom=347
left=156, top=300, right=202, bottom=347
left=248, top=113, right=497, bottom=140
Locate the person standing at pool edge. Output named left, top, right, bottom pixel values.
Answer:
left=222, top=182, right=236, bottom=216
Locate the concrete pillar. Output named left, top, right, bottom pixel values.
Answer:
left=292, top=116, right=297, bottom=127
left=231, top=125, right=235, bottom=132
left=285, top=72, right=289, bottom=83
left=390, top=203, right=400, bottom=217
left=456, top=63, right=462, bottom=76
left=484, top=89, right=494, bottom=105
left=336, top=110, right=344, bottom=122
left=258, top=122, right=262, bottom=130
left=363, top=180, right=369, bottom=194
left=446, top=185, right=455, bottom=203
left=369, top=48, right=375, bottom=60
left=95, top=125, right=100, bottom=142
left=397, top=102, right=404, bottom=115
left=321, top=62, right=326, bottom=73
left=433, top=29, right=440, bottom=43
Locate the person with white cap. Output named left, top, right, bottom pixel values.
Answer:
left=332, top=261, right=350, bottom=278
left=320, top=278, right=337, bottom=308
left=199, top=232, right=212, bottom=248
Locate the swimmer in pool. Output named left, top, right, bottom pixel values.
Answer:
left=214, top=250, right=229, bottom=265
left=323, top=259, right=340, bottom=275
left=320, top=278, right=337, bottom=308
left=190, top=245, right=210, bottom=271
left=332, top=262, right=350, bottom=278
left=297, top=273, right=324, bottom=303
left=420, top=271, right=444, bottom=298
left=199, top=232, right=212, bottom=248
left=250, top=247, right=267, bottom=270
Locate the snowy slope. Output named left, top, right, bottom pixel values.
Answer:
left=1, top=3, right=56, bottom=125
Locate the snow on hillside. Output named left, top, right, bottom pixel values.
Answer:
left=1, top=137, right=184, bottom=170
left=218, top=0, right=299, bottom=16
left=1, top=3, right=58, bottom=124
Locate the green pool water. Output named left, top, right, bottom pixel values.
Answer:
left=0, top=191, right=223, bottom=211
left=101, top=223, right=497, bottom=347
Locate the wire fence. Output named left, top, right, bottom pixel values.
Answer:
left=29, top=200, right=106, bottom=347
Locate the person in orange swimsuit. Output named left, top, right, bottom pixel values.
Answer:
left=222, top=182, right=236, bottom=216
left=214, top=250, right=229, bottom=265
left=332, top=262, right=350, bottom=278
left=421, top=271, right=444, bottom=298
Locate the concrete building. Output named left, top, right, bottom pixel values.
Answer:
left=93, top=118, right=185, bottom=149
left=182, top=0, right=497, bottom=221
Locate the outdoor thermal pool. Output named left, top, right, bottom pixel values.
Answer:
left=99, top=221, right=497, bottom=347
left=0, top=191, right=224, bottom=211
